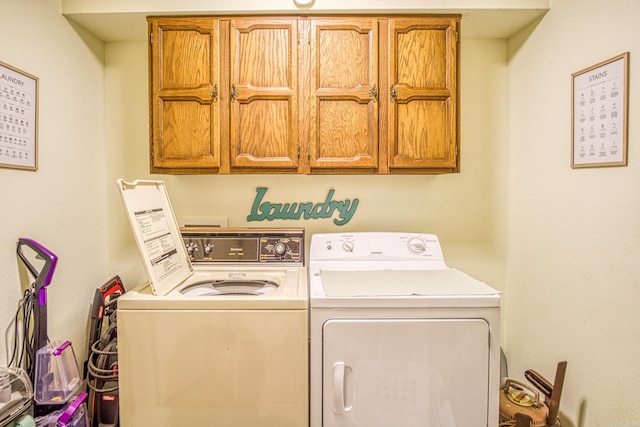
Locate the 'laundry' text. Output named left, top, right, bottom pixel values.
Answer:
left=247, top=187, right=358, bottom=226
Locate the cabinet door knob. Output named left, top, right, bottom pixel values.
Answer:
left=390, top=84, right=398, bottom=103
left=369, top=84, right=377, bottom=103
left=210, top=84, right=218, bottom=103
left=230, top=84, right=239, bottom=102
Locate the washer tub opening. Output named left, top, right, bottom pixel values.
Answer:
left=180, top=280, right=279, bottom=296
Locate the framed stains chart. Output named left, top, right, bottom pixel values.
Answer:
left=0, top=61, right=38, bottom=171
left=572, top=52, right=629, bottom=168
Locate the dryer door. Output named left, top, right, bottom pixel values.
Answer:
left=322, top=318, right=490, bottom=427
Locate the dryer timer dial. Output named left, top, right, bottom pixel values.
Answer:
left=407, top=237, right=427, bottom=254
left=342, top=241, right=355, bottom=252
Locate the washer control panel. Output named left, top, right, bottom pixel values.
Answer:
left=182, top=228, right=304, bottom=265
left=310, top=232, right=445, bottom=262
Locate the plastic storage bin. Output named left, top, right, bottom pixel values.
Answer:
left=0, top=366, right=33, bottom=427
left=34, top=341, right=81, bottom=405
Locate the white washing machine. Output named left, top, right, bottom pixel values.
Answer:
left=309, top=232, right=501, bottom=427
left=116, top=180, right=308, bottom=427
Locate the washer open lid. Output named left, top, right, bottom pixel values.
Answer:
left=117, top=179, right=193, bottom=296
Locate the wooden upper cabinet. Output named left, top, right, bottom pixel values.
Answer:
left=149, top=18, right=221, bottom=173
left=307, top=18, right=379, bottom=172
left=229, top=18, right=299, bottom=172
left=147, top=15, right=460, bottom=175
left=387, top=16, right=459, bottom=173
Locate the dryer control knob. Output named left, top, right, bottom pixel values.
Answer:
left=407, top=237, right=426, bottom=254
left=342, top=241, right=355, bottom=252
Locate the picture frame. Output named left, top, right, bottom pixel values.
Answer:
left=0, top=60, right=39, bottom=171
left=571, top=52, right=629, bottom=168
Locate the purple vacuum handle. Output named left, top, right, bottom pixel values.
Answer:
left=17, top=238, right=58, bottom=305
left=56, top=391, right=88, bottom=426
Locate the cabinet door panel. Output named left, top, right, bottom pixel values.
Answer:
left=237, top=99, right=291, bottom=160
left=160, top=29, right=211, bottom=89
left=318, top=100, right=372, bottom=160
left=388, top=17, right=459, bottom=172
left=309, top=19, right=379, bottom=171
left=396, top=27, right=447, bottom=89
left=395, top=99, right=450, bottom=164
left=230, top=18, right=299, bottom=170
left=149, top=18, right=220, bottom=173
left=157, top=100, right=214, bottom=166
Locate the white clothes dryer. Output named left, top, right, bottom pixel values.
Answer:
left=309, top=232, right=501, bottom=427
left=116, top=180, right=308, bottom=427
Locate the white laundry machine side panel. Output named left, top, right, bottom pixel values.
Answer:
left=310, top=307, right=501, bottom=427
left=118, top=309, right=309, bottom=427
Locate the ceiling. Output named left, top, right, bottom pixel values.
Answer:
left=62, top=0, right=550, bottom=42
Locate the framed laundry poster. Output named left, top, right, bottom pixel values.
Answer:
left=0, top=60, right=38, bottom=171
left=571, top=52, right=629, bottom=168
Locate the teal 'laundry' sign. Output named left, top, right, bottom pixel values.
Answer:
left=247, top=187, right=358, bottom=226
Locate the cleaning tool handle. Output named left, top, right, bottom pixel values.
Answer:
left=53, top=340, right=72, bottom=356
left=17, top=238, right=58, bottom=305
left=56, top=391, right=88, bottom=426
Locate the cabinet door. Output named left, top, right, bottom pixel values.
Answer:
left=388, top=17, right=459, bottom=173
left=149, top=18, right=220, bottom=173
left=308, top=18, right=379, bottom=172
left=229, top=18, right=299, bottom=171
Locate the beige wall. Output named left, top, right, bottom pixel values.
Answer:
left=2, top=0, right=640, bottom=425
left=505, top=0, right=640, bottom=425
left=0, top=0, right=107, bottom=365
left=104, top=38, right=509, bottom=296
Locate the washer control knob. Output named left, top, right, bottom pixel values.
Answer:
left=342, top=241, right=355, bottom=252
left=274, top=242, right=287, bottom=256
left=204, top=244, right=214, bottom=254
left=186, top=242, right=197, bottom=255
left=408, top=237, right=426, bottom=254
